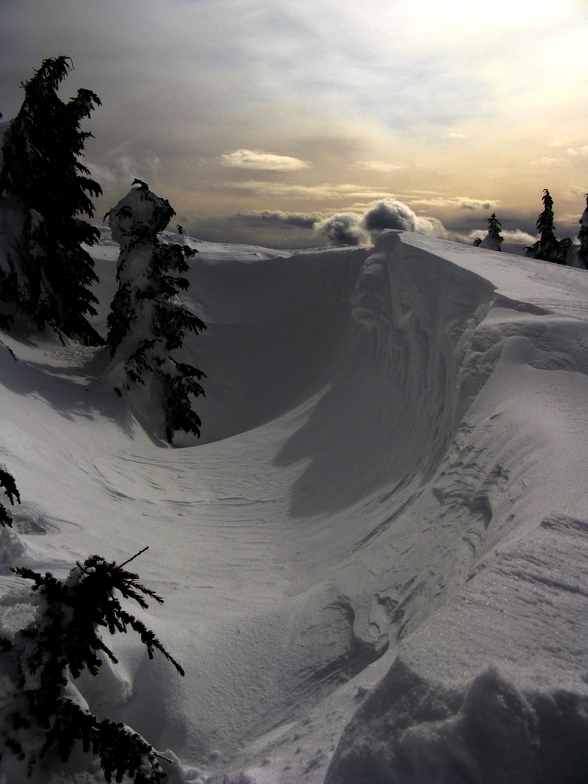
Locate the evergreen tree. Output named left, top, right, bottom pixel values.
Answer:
left=0, top=56, right=103, bottom=344
left=0, top=549, right=184, bottom=783
left=106, top=181, right=206, bottom=444
left=478, top=213, right=504, bottom=251
left=578, top=194, right=588, bottom=269
left=0, top=466, right=20, bottom=528
left=556, top=237, right=574, bottom=266
left=525, top=189, right=566, bottom=264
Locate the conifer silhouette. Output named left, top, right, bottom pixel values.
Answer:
left=0, top=549, right=183, bottom=783
left=0, top=56, right=103, bottom=343
left=525, top=189, right=566, bottom=264
left=477, top=213, right=504, bottom=251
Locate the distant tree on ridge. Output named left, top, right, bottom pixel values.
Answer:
left=476, top=213, right=504, bottom=251
left=525, top=189, right=568, bottom=264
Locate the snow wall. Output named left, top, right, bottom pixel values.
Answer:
left=189, top=230, right=588, bottom=783
left=1, top=228, right=587, bottom=783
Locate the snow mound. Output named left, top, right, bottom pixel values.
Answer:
left=325, top=658, right=588, bottom=784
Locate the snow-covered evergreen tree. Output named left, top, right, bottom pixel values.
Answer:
left=577, top=194, right=588, bottom=269
left=106, top=180, right=206, bottom=444
left=0, top=56, right=103, bottom=344
left=525, top=189, right=566, bottom=264
left=0, top=549, right=183, bottom=782
left=478, top=213, right=504, bottom=251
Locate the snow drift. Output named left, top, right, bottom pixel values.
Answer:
left=0, top=228, right=587, bottom=783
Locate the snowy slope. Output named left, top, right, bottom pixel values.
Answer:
left=0, top=228, right=587, bottom=783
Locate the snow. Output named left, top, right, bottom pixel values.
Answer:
left=479, top=233, right=502, bottom=251
left=0, top=226, right=588, bottom=782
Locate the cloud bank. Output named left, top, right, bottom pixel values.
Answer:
left=236, top=210, right=318, bottom=229
left=227, top=181, right=392, bottom=201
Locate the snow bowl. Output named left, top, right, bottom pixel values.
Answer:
left=0, top=228, right=587, bottom=783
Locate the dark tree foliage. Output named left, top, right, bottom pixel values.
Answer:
left=578, top=194, right=588, bottom=270
left=0, top=56, right=103, bottom=344
left=487, top=213, right=503, bottom=242
left=0, top=466, right=20, bottom=528
left=525, top=189, right=566, bottom=264
left=0, top=549, right=184, bottom=783
left=556, top=237, right=573, bottom=266
left=106, top=181, right=206, bottom=444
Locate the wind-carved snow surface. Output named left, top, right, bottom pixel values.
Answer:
left=0, top=229, right=587, bottom=783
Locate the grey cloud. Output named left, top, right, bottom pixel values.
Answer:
left=457, top=198, right=496, bottom=211
left=560, top=187, right=588, bottom=201
left=236, top=210, right=318, bottom=229
left=313, top=213, right=370, bottom=246
left=406, top=195, right=499, bottom=211
left=363, top=198, right=448, bottom=238
left=88, top=145, right=162, bottom=204
left=363, top=199, right=417, bottom=232
left=313, top=199, right=451, bottom=246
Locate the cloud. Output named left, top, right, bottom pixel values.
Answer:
left=407, top=195, right=499, bottom=211
left=557, top=213, right=585, bottom=229
left=235, top=210, right=318, bottom=229
left=502, top=229, right=538, bottom=245
left=227, top=181, right=393, bottom=200
left=363, top=198, right=449, bottom=238
left=443, top=132, right=467, bottom=139
left=465, top=228, right=537, bottom=245
left=560, top=186, right=588, bottom=201
left=363, top=199, right=417, bottom=232
left=313, top=198, right=450, bottom=246
left=313, top=213, right=369, bottom=246
left=456, top=197, right=498, bottom=211
left=355, top=161, right=405, bottom=172
left=529, top=156, right=567, bottom=166
left=221, top=149, right=310, bottom=171
left=567, top=146, right=588, bottom=157
left=87, top=145, right=161, bottom=203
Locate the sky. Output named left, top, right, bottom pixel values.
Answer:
left=1, top=0, right=588, bottom=248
